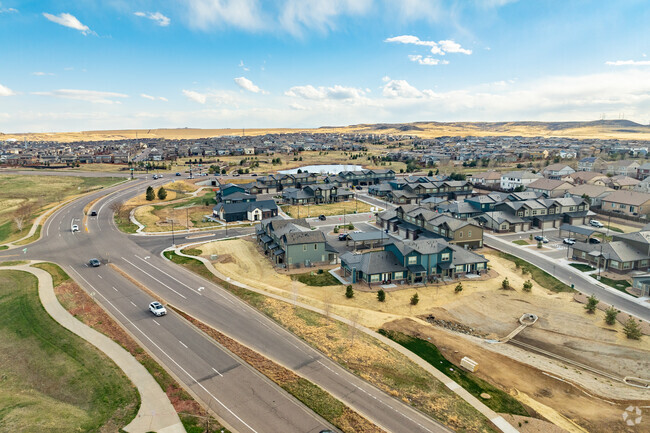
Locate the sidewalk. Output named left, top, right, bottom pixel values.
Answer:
left=172, top=244, right=519, bottom=433
left=4, top=262, right=185, bottom=433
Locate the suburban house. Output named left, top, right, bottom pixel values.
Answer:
left=213, top=199, right=278, bottom=222
left=631, top=274, right=650, bottom=297
left=257, top=218, right=338, bottom=268
left=604, top=160, right=640, bottom=177
left=565, top=184, right=614, bottom=207
left=577, top=157, right=605, bottom=172
left=374, top=179, right=474, bottom=204
left=339, top=169, right=396, bottom=186
left=606, top=175, right=640, bottom=190
left=282, top=184, right=354, bottom=205
left=600, top=190, right=650, bottom=217
left=482, top=196, right=592, bottom=231
left=340, top=238, right=488, bottom=284
left=500, top=171, right=543, bottom=191
left=526, top=178, right=573, bottom=198
left=568, top=171, right=609, bottom=185
left=571, top=230, right=650, bottom=274
left=475, top=211, right=530, bottom=232
left=542, top=163, right=575, bottom=180
left=469, top=171, right=502, bottom=187
left=636, top=162, right=650, bottom=180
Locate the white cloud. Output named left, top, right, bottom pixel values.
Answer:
left=381, top=79, right=423, bottom=98
left=134, top=11, right=170, bottom=26
left=182, top=89, right=207, bottom=104
left=32, top=89, right=127, bottom=104
left=158, top=96, right=168, bottom=102
left=290, top=102, right=308, bottom=111
left=238, top=60, right=250, bottom=71
left=141, top=94, right=156, bottom=100
left=408, top=55, right=449, bottom=66
left=0, top=83, right=15, bottom=96
left=279, top=0, right=371, bottom=35
left=385, top=35, right=472, bottom=56
left=234, top=77, right=266, bottom=94
left=43, top=12, right=92, bottom=35
left=285, top=84, right=366, bottom=100
left=32, top=72, right=55, bottom=76
left=606, top=60, right=650, bottom=66
left=0, top=7, right=17, bottom=13
left=184, top=0, right=264, bottom=31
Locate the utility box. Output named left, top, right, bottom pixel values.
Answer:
left=460, top=357, right=478, bottom=372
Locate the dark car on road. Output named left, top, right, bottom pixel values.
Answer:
left=89, top=258, right=101, bottom=267
left=318, top=215, right=326, bottom=221
left=90, top=210, right=97, bottom=216
left=338, top=233, right=348, bottom=241
left=588, top=237, right=601, bottom=244
left=534, top=235, right=549, bottom=243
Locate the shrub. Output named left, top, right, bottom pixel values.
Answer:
left=377, top=289, right=386, bottom=302
left=454, top=282, right=463, bottom=293
left=605, top=306, right=618, bottom=325
left=410, top=293, right=419, bottom=305
left=333, top=226, right=339, bottom=233
left=348, top=223, right=354, bottom=230
left=145, top=185, right=155, bottom=201
left=317, top=269, right=324, bottom=274
left=523, top=280, right=533, bottom=292
left=585, top=294, right=599, bottom=313
left=501, top=278, right=510, bottom=290
left=157, top=186, right=167, bottom=200
left=623, top=317, right=642, bottom=340
left=537, top=241, right=542, bottom=249
left=345, top=285, right=354, bottom=299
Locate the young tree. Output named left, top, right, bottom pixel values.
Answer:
left=454, top=282, right=463, bottom=293
left=157, top=186, right=167, bottom=200
left=605, top=306, right=618, bottom=325
left=623, top=317, right=642, bottom=340
left=145, top=186, right=155, bottom=201
left=585, top=294, right=599, bottom=313
left=523, top=280, right=533, bottom=292
left=501, top=278, right=510, bottom=290
left=377, top=289, right=386, bottom=302
left=345, top=285, right=354, bottom=299
left=13, top=202, right=34, bottom=232
left=410, top=293, right=419, bottom=305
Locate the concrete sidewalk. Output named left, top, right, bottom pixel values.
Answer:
left=3, top=262, right=185, bottom=433
left=172, top=245, right=519, bottom=433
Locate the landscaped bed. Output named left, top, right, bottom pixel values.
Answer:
left=281, top=199, right=374, bottom=218
left=570, top=263, right=594, bottom=272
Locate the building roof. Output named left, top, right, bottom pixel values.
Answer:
left=283, top=230, right=326, bottom=245
left=501, top=170, right=543, bottom=180
left=566, top=184, right=614, bottom=198
left=470, top=171, right=502, bottom=180
left=527, top=178, right=572, bottom=191
left=543, top=163, right=574, bottom=172
left=559, top=224, right=596, bottom=237
left=573, top=240, right=649, bottom=262
left=601, top=190, right=650, bottom=206
left=340, top=250, right=407, bottom=275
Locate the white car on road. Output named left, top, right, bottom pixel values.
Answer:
left=71, top=224, right=79, bottom=232
left=589, top=219, right=604, bottom=228
left=149, top=301, right=167, bottom=316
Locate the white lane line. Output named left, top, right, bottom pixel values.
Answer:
left=67, top=267, right=259, bottom=433
left=134, top=255, right=201, bottom=295
left=121, top=257, right=187, bottom=299
left=212, top=367, right=223, bottom=377
left=179, top=340, right=188, bottom=349
left=112, top=286, right=118, bottom=292
left=97, top=275, right=103, bottom=279
left=153, top=320, right=161, bottom=326
left=130, top=301, right=137, bottom=307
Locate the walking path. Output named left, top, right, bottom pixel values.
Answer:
left=2, top=262, right=185, bottom=433
left=172, top=244, right=519, bottom=433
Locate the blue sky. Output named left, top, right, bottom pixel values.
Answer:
left=0, top=0, right=649, bottom=132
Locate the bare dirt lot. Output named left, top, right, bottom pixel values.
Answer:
left=196, top=237, right=650, bottom=432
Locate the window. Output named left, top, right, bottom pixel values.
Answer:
left=641, top=260, right=648, bottom=267
left=407, top=256, right=417, bottom=265
left=620, top=204, right=625, bottom=209
left=610, top=260, right=619, bottom=268
left=477, top=263, right=485, bottom=269
left=459, top=232, right=463, bottom=238
left=303, top=245, right=307, bottom=251
left=394, top=272, right=403, bottom=279
left=314, top=244, right=318, bottom=250
left=441, top=253, right=450, bottom=261
left=630, top=206, right=636, bottom=212
left=623, top=262, right=631, bottom=269
left=456, top=265, right=464, bottom=272
left=468, top=230, right=471, bottom=237
left=611, top=203, right=615, bottom=208
left=370, top=274, right=380, bottom=282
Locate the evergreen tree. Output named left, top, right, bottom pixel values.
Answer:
left=623, top=317, right=642, bottom=340
left=605, top=306, right=618, bottom=325
left=410, top=293, right=419, bottom=305
left=345, top=285, right=354, bottom=299
left=157, top=186, right=167, bottom=200
left=585, top=294, right=599, bottom=313
left=377, top=289, right=386, bottom=302
left=145, top=186, right=155, bottom=201
left=455, top=282, right=463, bottom=293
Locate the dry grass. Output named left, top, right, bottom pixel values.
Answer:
left=281, top=200, right=373, bottom=218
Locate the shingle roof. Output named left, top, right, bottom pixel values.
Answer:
left=340, top=250, right=406, bottom=274
left=602, top=190, right=650, bottom=206
left=283, top=230, right=326, bottom=245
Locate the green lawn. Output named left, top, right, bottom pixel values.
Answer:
left=592, top=274, right=636, bottom=297
left=0, top=269, right=139, bottom=432
left=291, top=270, right=341, bottom=286
left=606, top=225, right=624, bottom=233
left=379, top=329, right=529, bottom=416
left=512, top=240, right=529, bottom=246
left=570, top=263, right=594, bottom=272
left=498, top=252, right=574, bottom=293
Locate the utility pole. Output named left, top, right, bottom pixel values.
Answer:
left=170, top=219, right=175, bottom=247
left=186, top=207, right=190, bottom=232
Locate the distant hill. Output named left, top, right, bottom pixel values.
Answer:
left=2, top=119, right=649, bottom=143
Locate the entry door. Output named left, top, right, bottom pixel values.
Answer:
left=381, top=273, right=390, bottom=281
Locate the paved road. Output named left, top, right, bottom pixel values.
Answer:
left=485, top=234, right=650, bottom=322
left=0, top=178, right=453, bottom=433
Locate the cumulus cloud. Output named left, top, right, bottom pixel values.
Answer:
left=279, top=0, right=371, bottom=35
left=141, top=94, right=169, bottom=101
left=408, top=55, right=449, bottom=66
left=381, top=79, right=423, bottom=98
left=0, top=6, right=17, bottom=13
left=285, top=84, right=365, bottom=100
left=0, top=83, right=15, bottom=96
left=184, top=0, right=264, bottom=31
left=182, top=89, right=207, bottom=104
left=32, top=89, right=128, bottom=104
left=43, top=12, right=92, bottom=35
left=385, top=35, right=471, bottom=55
left=606, top=60, right=650, bottom=66
left=234, top=77, right=266, bottom=94
left=134, top=11, right=170, bottom=26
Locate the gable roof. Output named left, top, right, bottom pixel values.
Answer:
left=601, top=190, right=650, bottom=206
left=527, top=178, right=572, bottom=191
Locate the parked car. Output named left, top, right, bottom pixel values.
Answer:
left=153, top=174, right=158, bottom=179
left=318, top=215, right=326, bottom=221
left=588, top=237, right=601, bottom=244
left=159, top=174, right=163, bottom=178
left=338, top=233, right=348, bottom=241
left=88, top=258, right=101, bottom=267
left=89, top=210, right=97, bottom=216
left=589, top=219, right=604, bottom=228
left=562, top=238, right=576, bottom=245
left=534, top=235, right=549, bottom=243
left=148, top=301, right=167, bottom=316
left=175, top=172, right=182, bottom=176
left=71, top=224, right=79, bottom=232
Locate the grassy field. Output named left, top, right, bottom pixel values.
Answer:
left=0, top=175, right=123, bottom=244
left=281, top=200, right=374, bottom=218
left=32, top=262, right=228, bottom=433
left=498, top=251, right=574, bottom=293
left=0, top=268, right=139, bottom=432
left=291, top=270, right=341, bottom=286
left=591, top=274, right=634, bottom=297
left=512, top=240, right=529, bottom=246
left=570, top=263, right=595, bottom=272
left=379, top=329, right=529, bottom=416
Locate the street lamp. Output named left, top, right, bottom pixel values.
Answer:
left=170, top=219, right=175, bottom=247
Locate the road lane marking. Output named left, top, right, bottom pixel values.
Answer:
left=112, top=286, right=118, bottom=292
left=121, top=257, right=187, bottom=299
left=153, top=320, right=160, bottom=326
left=179, top=340, right=188, bottom=349
left=130, top=301, right=137, bottom=307
left=134, top=255, right=200, bottom=295
left=212, top=367, right=223, bottom=377
left=97, top=275, right=102, bottom=279
left=67, top=267, right=259, bottom=433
